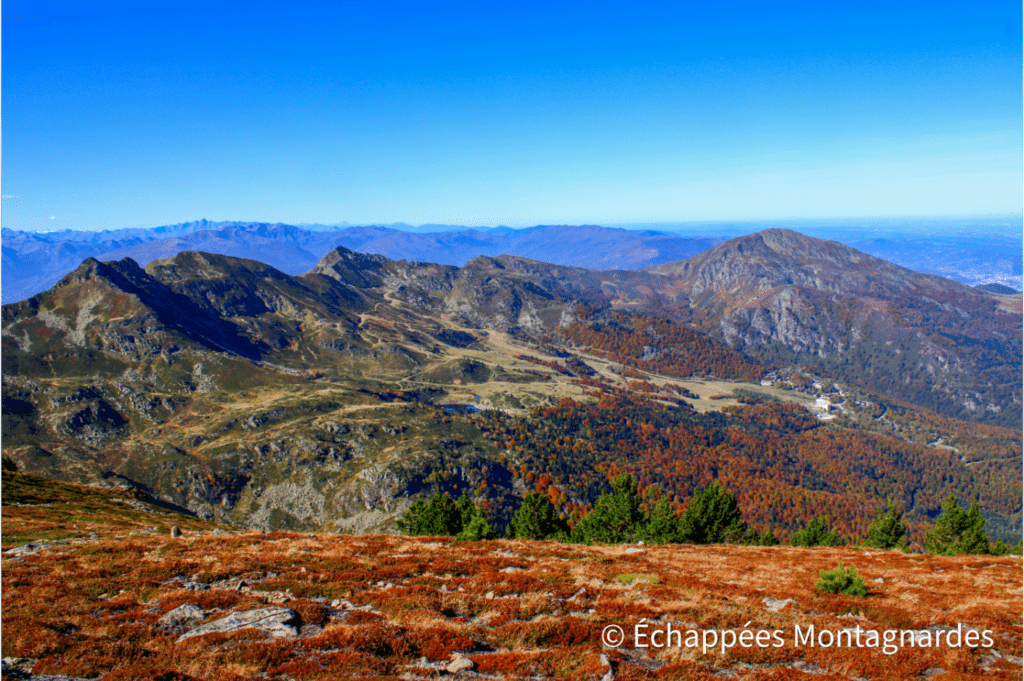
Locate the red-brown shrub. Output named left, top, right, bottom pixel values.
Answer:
left=407, top=626, right=477, bottom=660
left=100, top=666, right=203, bottom=681
left=292, top=601, right=331, bottom=628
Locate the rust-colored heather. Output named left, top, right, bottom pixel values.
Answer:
left=33, top=639, right=154, bottom=678
left=266, top=650, right=389, bottom=679
left=2, top=519, right=1020, bottom=681
left=292, top=600, right=331, bottom=627
left=100, top=666, right=205, bottom=681
left=406, top=626, right=478, bottom=660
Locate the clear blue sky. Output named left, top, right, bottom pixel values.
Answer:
left=3, top=0, right=1021, bottom=231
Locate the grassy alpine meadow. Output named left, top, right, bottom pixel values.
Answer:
left=2, top=473, right=1021, bottom=680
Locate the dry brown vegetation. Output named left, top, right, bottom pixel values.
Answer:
left=3, top=477, right=1021, bottom=681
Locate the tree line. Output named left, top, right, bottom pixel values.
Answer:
left=466, top=392, right=1020, bottom=545
left=398, top=474, right=1021, bottom=555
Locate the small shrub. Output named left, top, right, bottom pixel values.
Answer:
left=815, top=561, right=867, bottom=597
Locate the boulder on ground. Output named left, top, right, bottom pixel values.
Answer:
left=176, top=607, right=299, bottom=642
left=159, top=603, right=205, bottom=628
left=446, top=653, right=475, bottom=674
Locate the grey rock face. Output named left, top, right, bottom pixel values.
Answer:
left=176, top=607, right=300, bottom=642
left=158, top=603, right=205, bottom=627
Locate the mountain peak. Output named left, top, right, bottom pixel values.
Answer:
left=310, top=245, right=393, bottom=288
left=646, top=228, right=937, bottom=298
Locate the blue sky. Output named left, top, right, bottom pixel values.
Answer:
left=3, top=1, right=1021, bottom=231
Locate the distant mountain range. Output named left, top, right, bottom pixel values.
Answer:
left=3, top=229, right=1019, bottom=535
left=0, top=221, right=722, bottom=304
left=4, top=219, right=1020, bottom=305
left=4, top=228, right=1019, bottom=427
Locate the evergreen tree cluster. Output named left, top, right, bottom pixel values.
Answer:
left=925, top=492, right=1020, bottom=556
left=396, top=491, right=498, bottom=540
left=397, top=480, right=1021, bottom=555
left=513, top=475, right=779, bottom=546
left=789, top=516, right=841, bottom=547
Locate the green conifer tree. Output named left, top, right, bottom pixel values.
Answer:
left=865, top=499, right=908, bottom=550
left=789, top=516, right=841, bottom=547
left=926, top=493, right=965, bottom=555
left=926, top=493, right=991, bottom=555
left=396, top=491, right=461, bottom=536
left=569, top=473, right=643, bottom=544
left=506, top=492, right=567, bottom=540
left=678, top=481, right=747, bottom=544
left=455, top=504, right=499, bottom=540
left=638, top=496, right=683, bottom=544
left=956, top=501, right=991, bottom=555
left=455, top=492, right=476, bottom=530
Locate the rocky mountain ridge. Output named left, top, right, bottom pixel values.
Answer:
left=1, top=230, right=1020, bottom=536
left=1, top=222, right=722, bottom=304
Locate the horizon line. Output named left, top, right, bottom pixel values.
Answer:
left=5, top=212, right=1023, bottom=236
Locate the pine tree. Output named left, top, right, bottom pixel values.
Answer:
left=398, top=491, right=496, bottom=538
left=815, top=560, right=867, bottom=597
left=507, top=492, right=567, bottom=540
left=456, top=504, right=499, bottom=541
left=926, top=493, right=965, bottom=554
left=396, top=492, right=460, bottom=536
left=638, top=496, right=683, bottom=544
left=455, top=492, right=476, bottom=530
left=865, top=499, right=908, bottom=550
left=956, top=501, right=990, bottom=555
left=926, top=493, right=990, bottom=555
left=789, top=516, right=841, bottom=547
left=678, top=481, right=747, bottom=544
left=569, top=473, right=643, bottom=544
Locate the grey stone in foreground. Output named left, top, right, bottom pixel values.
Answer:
left=762, top=597, right=796, bottom=612
left=4, top=543, right=47, bottom=557
left=158, top=603, right=206, bottom=627
left=446, top=653, right=475, bottom=674
left=176, top=607, right=299, bottom=642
